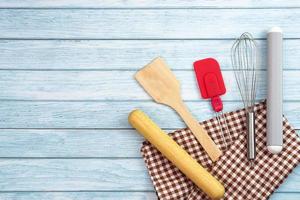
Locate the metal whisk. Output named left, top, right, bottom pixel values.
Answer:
left=231, top=32, right=258, bottom=161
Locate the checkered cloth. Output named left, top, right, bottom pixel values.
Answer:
left=141, top=101, right=300, bottom=199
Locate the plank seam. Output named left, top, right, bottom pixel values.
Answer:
left=0, top=190, right=297, bottom=193
left=2, top=38, right=300, bottom=40
left=0, top=7, right=300, bottom=10
left=0, top=157, right=143, bottom=159
left=0, top=190, right=155, bottom=192
left=0, top=99, right=300, bottom=103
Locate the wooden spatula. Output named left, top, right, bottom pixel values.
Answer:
left=135, top=57, right=222, bottom=162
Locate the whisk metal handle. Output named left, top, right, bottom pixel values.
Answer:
left=246, top=112, right=256, bottom=160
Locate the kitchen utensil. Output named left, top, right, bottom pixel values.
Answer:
left=267, top=27, right=283, bottom=154
left=141, top=101, right=300, bottom=200
left=231, top=33, right=258, bottom=161
left=194, top=58, right=232, bottom=149
left=135, top=57, right=222, bottom=161
left=128, top=109, right=225, bottom=199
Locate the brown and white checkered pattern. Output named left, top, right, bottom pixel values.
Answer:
left=141, top=101, right=300, bottom=199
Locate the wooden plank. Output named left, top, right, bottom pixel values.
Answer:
left=0, top=101, right=300, bottom=129
left=0, top=159, right=150, bottom=191
left=0, top=39, right=247, bottom=70
left=0, top=128, right=297, bottom=158
left=0, top=191, right=297, bottom=200
left=271, top=193, right=300, bottom=200
left=0, top=192, right=157, bottom=200
left=0, top=159, right=297, bottom=192
left=0, top=9, right=300, bottom=39
left=1, top=70, right=300, bottom=101
left=0, top=40, right=299, bottom=70
left=0, top=0, right=299, bottom=8
left=0, top=129, right=147, bottom=158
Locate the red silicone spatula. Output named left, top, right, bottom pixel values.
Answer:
left=194, top=58, right=232, bottom=149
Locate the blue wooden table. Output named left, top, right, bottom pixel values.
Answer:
left=0, top=1, right=299, bottom=199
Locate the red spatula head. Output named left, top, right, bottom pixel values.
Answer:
left=193, top=58, right=226, bottom=112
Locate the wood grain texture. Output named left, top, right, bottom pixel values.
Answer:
left=0, top=129, right=149, bottom=158
left=0, top=1, right=299, bottom=198
left=0, top=0, right=299, bottom=8
left=0, top=159, right=149, bottom=191
left=0, top=192, right=300, bottom=200
left=0, top=101, right=300, bottom=129
left=0, top=159, right=298, bottom=192
left=1, top=70, right=300, bottom=101
left=0, top=128, right=298, bottom=158
left=0, top=39, right=300, bottom=70
left=0, top=192, right=296, bottom=200
left=0, top=192, right=157, bottom=200
left=0, top=9, right=300, bottom=39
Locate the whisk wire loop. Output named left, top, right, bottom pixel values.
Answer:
left=231, top=32, right=258, bottom=112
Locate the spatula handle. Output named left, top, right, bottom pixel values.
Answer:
left=173, top=101, right=222, bottom=162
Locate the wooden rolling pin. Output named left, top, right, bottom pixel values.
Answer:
left=128, top=110, right=225, bottom=200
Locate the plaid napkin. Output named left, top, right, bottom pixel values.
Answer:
left=141, top=101, right=300, bottom=199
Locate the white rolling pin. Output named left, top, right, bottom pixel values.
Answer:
left=267, top=27, right=283, bottom=154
